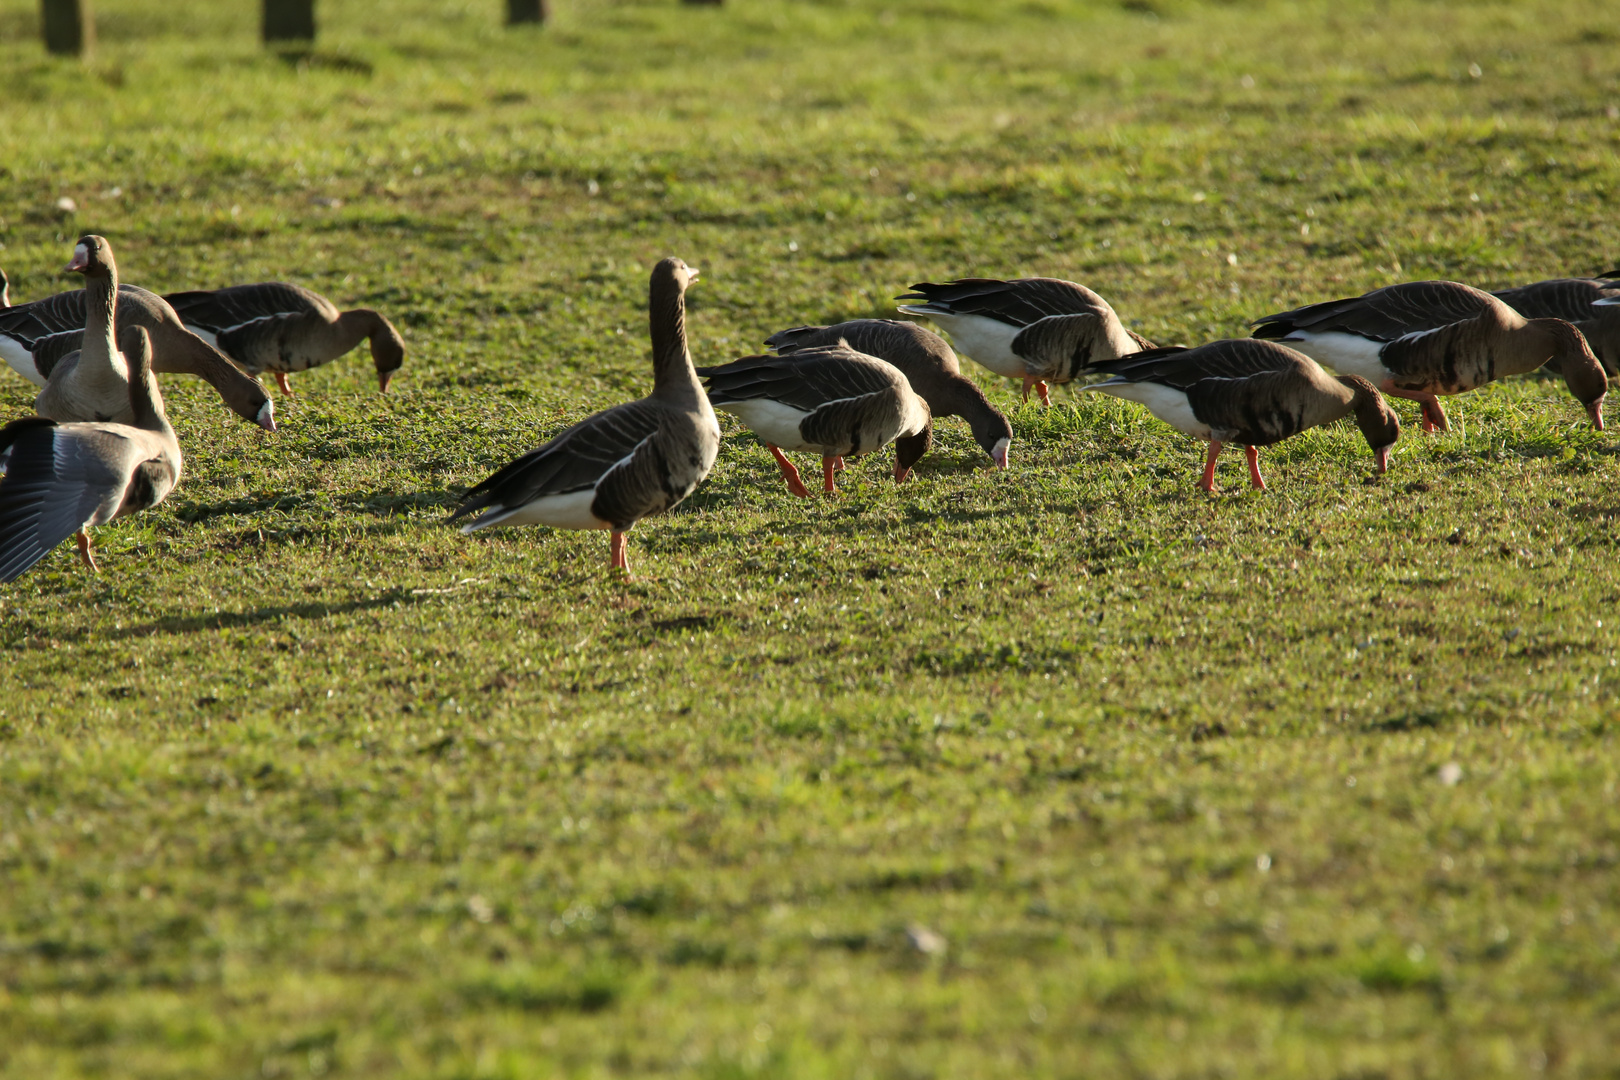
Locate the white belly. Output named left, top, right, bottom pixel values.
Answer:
left=1280, top=331, right=1391, bottom=384
left=1089, top=382, right=1211, bottom=439
left=461, top=488, right=608, bottom=533
left=899, top=309, right=1025, bottom=378
left=718, top=399, right=816, bottom=451
left=0, top=337, right=45, bottom=387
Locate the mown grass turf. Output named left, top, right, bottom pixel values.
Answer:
left=3, top=0, right=1620, bottom=1076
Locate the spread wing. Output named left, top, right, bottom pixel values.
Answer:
left=1493, top=278, right=1620, bottom=322
left=1254, top=280, right=1495, bottom=341
left=449, top=398, right=665, bottom=520
left=895, top=278, right=1109, bottom=327
left=1092, top=339, right=1305, bottom=390
left=698, top=346, right=901, bottom=413
left=163, top=282, right=335, bottom=333
left=0, top=419, right=133, bottom=582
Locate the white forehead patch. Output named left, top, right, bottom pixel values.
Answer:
left=74, top=243, right=88, bottom=260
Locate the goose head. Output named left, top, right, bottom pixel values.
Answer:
left=1534, top=318, right=1606, bottom=429
left=892, top=415, right=934, bottom=483
left=1338, top=374, right=1401, bottom=474
left=65, top=235, right=115, bottom=279
left=372, top=321, right=406, bottom=393
left=653, top=256, right=699, bottom=294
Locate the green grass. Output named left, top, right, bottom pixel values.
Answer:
left=3, top=0, right=1620, bottom=1075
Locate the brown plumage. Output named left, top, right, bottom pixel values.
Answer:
left=764, top=319, right=1011, bottom=468
left=0, top=238, right=275, bottom=431
left=1491, top=277, right=1620, bottom=378
left=0, top=324, right=182, bottom=582
left=1253, top=280, right=1606, bottom=432
left=1087, top=339, right=1401, bottom=491
left=163, top=282, right=405, bottom=395
left=894, top=277, right=1152, bottom=405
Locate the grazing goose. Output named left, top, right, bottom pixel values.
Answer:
left=450, top=258, right=718, bottom=574
left=0, top=240, right=275, bottom=431
left=895, top=277, right=1152, bottom=406
left=0, top=324, right=182, bottom=581
left=696, top=343, right=932, bottom=496
left=1086, top=339, right=1400, bottom=492
left=764, top=319, right=1010, bottom=468
left=1491, top=277, right=1620, bottom=378
left=163, top=282, right=406, bottom=395
left=1252, top=280, right=1606, bottom=432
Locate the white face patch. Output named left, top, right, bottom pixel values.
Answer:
left=73, top=243, right=88, bottom=263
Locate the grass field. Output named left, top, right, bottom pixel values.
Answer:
left=3, top=0, right=1620, bottom=1075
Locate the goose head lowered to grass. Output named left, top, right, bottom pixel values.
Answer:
left=449, top=258, right=719, bottom=575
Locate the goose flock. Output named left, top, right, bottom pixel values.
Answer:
left=0, top=234, right=1616, bottom=580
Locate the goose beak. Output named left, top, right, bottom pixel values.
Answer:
left=1374, top=444, right=1391, bottom=474
left=990, top=438, right=1010, bottom=470
left=1588, top=397, right=1606, bottom=431
left=378, top=370, right=395, bottom=394
left=687, top=267, right=700, bottom=283
left=65, top=244, right=90, bottom=273
left=257, top=400, right=277, bottom=433
left=893, top=462, right=911, bottom=483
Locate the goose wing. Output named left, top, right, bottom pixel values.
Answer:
left=0, top=288, right=90, bottom=347
left=698, top=346, right=900, bottom=412
left=163, top=282, right=336, bottom=333
left=1254, top=281, right=1495, bottom=341
left=1092, top=340, right=1303, bottom=390
left=1493, top=278, right=1620, bottom=322
left=449, top=398, right=666, bottom=522
left=0, top=418, right=152, bottom=582
left=895, top=278, right=1108, bottom=327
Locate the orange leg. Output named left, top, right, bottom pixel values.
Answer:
left=766, top=444, right=811, bottom=498
left=1245, top=445, right=1266, bottom=490
left=609, top=531, right=629, bottom=574
left=76, top=530, right=99, bottom=572
left=1385, top=387, right=1448, bottom=433
left=274, top=371, right=296, bottom=397
left=1021, top=375, right=1052, bottom=407
left=1199, top=441, right=1222, bottom=492
left=822, top=456, right=840, bottom=494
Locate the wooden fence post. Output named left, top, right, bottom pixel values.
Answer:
left=506, top=0, right=550, bottom=25
left=41, top=0, right=93, bottom=56
left=263, top=0, right=316, bottom=43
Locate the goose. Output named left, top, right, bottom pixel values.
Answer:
left=0, top=239, right=275, bottom=431
left=33, top=236, right=132, bottom=426
left=449, top=258, right=718, bottom=574
left=1491, top=277, right=1620, bottom=378
left=1086, top=339, right=1400, bottom=492
left=0, top=268, right=9, bottom=308
left=895, top=277, right=1152, bottom=406
left=764, top=319, right=1010, bottom=469
left=0, top=324, right=182, bottom=581
left=696, top=342, right=932, bottom=496
left=163, top=282, right=405, bottom=395
left=1252, top=280, right=1606, bottom=432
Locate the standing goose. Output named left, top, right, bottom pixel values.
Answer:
left=895, top=277, right=1152, bottom=405
left=0, top=240, right=275, bottom=431
left=1491, top=277, right=1620, bottom=378
left=764, top=319, right=1010, bottom=468
left=163, top=282, right=405, bottom=395
left=1086, top=339, right=1400, bottom=492
left=34, top=237, right=131, bottom=426
left=1252, top=280, right=1606, bottom=433
left=0, top=324, right=182, bottom=581
left=696, top=343, right=932, bottom=496
left=449, top=258, right=718, bottom=574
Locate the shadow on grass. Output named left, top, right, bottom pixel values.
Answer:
left=101, top=590, right=424, bottom=642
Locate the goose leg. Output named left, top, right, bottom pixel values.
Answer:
left=1199, top=441, right=1222, bottom=492
left=1021, top=375, right=1052, bottom=407
left=76, top=530, right=99, bottom=572
left=822, top=456, right=840, bottom=494
left=609, top=531, right=629, bottom=573
left=766, top=444, right=811, bottom=498
left=1245, top=445, right=1267, bottom=490
left=1384, top=388, right=1449, bottom=433
left=274, top=371, right=296, bottom=397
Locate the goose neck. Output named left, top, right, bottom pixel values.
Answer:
left=649, top=281, right=702, bottom=402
